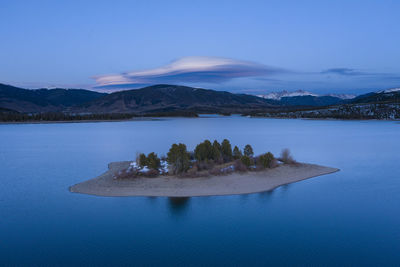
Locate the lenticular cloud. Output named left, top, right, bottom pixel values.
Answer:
left=93, top=56, right=280, bottom=88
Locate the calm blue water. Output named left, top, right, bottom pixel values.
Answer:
left=1, top=116, right=399, bottom=266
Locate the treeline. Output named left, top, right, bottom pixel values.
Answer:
left=0, top=111, right=198, bottom=122
left=245, top=103, right=400, bottom=120
left=141, top=111, right=198, bottom=118
left=0, top=112, right=135, bottom=122
left=116, top=139, right=296, bottom=179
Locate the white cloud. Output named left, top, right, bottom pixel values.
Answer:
left=93, top=56, right=282, bottom=89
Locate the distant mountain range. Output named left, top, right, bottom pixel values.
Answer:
left=256, top=90, right=357, bottom=106
left=257, top=90, right=319, bottom=100
left=351, top=89, right=400, bottom=104
left=0, top=83, right=399, bottom=117
left=257, top=90, right=355, bottom=100
left=0, top=83, right=277, bottom=114
left=378, top=88, right=400, bottom=93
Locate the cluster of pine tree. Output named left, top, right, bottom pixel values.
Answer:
left=126, top=140, right=283, bottom=179
left=193, top=139, right=235, bottom=164
left=193, top=140, right=257, bottom=167
left=137, top=152, right=161, bottom=170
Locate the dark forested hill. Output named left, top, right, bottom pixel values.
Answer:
left=73, top=84, right=278, bottom=113
left=0, top=83, right=106, bottom=113
left=279, top=95, right=344, bottom=107
left=350, top=90, right=400, bottom=104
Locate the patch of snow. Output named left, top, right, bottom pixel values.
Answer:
left=140, top=166, right=150, bottom=173
left=130, top=161, right=138, bottom=168
left=160, top=160, right=169, bottom=174
left=257, top=90, right=318, bottom=100
left=129, top=161, right=153, bottom=173
left=132, top=160, right=170, bottom=174
left=221, top=165, right=235, bottom=172
left=379, top=88, right=400, bottom=93
left=327, top=93, right=356, bottom=99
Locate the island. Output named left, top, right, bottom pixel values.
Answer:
left=69, top=140, right=339, bottom=197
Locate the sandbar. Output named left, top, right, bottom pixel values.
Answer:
left=69, top=161, right=339, bottom=197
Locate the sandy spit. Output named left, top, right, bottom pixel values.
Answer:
left=69, top=161, right=339, bottom=197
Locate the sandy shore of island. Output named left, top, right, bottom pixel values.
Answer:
left=69, top=161, right=339, bottom=197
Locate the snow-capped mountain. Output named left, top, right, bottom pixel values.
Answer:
left=378, top=88, right=400, bottom=93
left=257, top=90, right=318, bottom=100
left=326, top=93, right=356, bottom=100
left=257, top=90, right=355, bottom=100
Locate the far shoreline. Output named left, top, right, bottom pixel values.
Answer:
left=69, top=161, right=339, bottom=197
left=0, top=117, right=166, bottom=125
left=1, top=115, right=398, bottom=125
left=247, top=115, right=400, bottom=122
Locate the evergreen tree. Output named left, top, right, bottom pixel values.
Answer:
left=204, top=140, right=213, bottom=160
left=221, top=139, right=233, bottom=162
left=212, top=140, right=222, bottom=162
left=138, top=153, right=147, bottom=167
left=233, top=146, right=242, bottom=159
left=240, top=155, right=253, bottom=168
left=194, top=143, right=203, bottom=161
left=194, top=140, right=213, bottom=161
left=244, top=144, right=254, bottom=157
left=167, top=143, right=191, bottom=174
left=146, top=152, right=161, bottom=170
left=194, top=142, right=206, bottom=161
left=257, top=152, right=274, bottom=168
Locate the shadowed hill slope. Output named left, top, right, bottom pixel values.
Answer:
left=0, top=83, right=106, bottom=113
left=73, top=84, right=279, bottom=113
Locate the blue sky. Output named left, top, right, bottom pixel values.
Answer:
left=1, top=0, right=399, bottom=94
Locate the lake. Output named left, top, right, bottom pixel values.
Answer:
left=1, top=116, right=399, bottom=266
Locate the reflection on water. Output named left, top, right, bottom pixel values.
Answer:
left=168, top=197, right=191, bottom=216
left=257, top=189, right=275, bottom=198
left=146, top=196, right=159, bottom=206
left=280, top=184, right=290, bottom=191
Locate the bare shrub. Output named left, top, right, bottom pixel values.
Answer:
left=270, top=158, right=279, bottom=168
left=214, top=156, right=224, bottom=165
left=114, top=168, right=138, bottom=179
left=234, top=159, right=248, bottom=172
left=197, top=161, right=214, bottom=171
left=254, top=163, right=265, bottom=171
left=143, top=169, right=159, bottom=178
left=186, top=165, right=199, bottom=176
left=221, top=165, right=234, bottom=175
left=209, top=167, right=223, bottom=176
left=280, top=148, right=296, bottom=164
